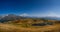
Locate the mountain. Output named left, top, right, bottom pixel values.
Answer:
left=41, top=17, right=60, bottom=20
left=0, top=14, right=60, bottom=23
left=0, top=16, right=3, bottom=19
left=0, top=14, right=24, bottom=23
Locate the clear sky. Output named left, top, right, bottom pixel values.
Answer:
left=0, top=0, right=60, bottom=17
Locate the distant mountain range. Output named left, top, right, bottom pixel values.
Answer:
left=0, top=14, right=23, bottom=22
left=0, top=14, right=60, bottom=22
left=41, top=17, right=60, bottom=20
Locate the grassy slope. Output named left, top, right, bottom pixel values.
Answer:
left=0, top=23, right=60, bottom=32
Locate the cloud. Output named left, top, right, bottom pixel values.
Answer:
left=19, top=12, right=60, bottom=17
left=46, top=12, right=60, bottom=17
left=34, top=11, right=60, bottom=17
left=20, top=13, right=29, bottom=16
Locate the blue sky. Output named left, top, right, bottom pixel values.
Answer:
left=0, top=0, right=60, bottom=17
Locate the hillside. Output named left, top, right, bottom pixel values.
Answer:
left=0, top=18, right=60, bottom=32
left=0, top=21, right=60, bottom=32
left=0, top=14, right=60, bottom=32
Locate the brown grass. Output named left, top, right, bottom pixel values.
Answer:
left=0, top=19, right=60, bottom=32
left=0, top=23, right=60, bottom=32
